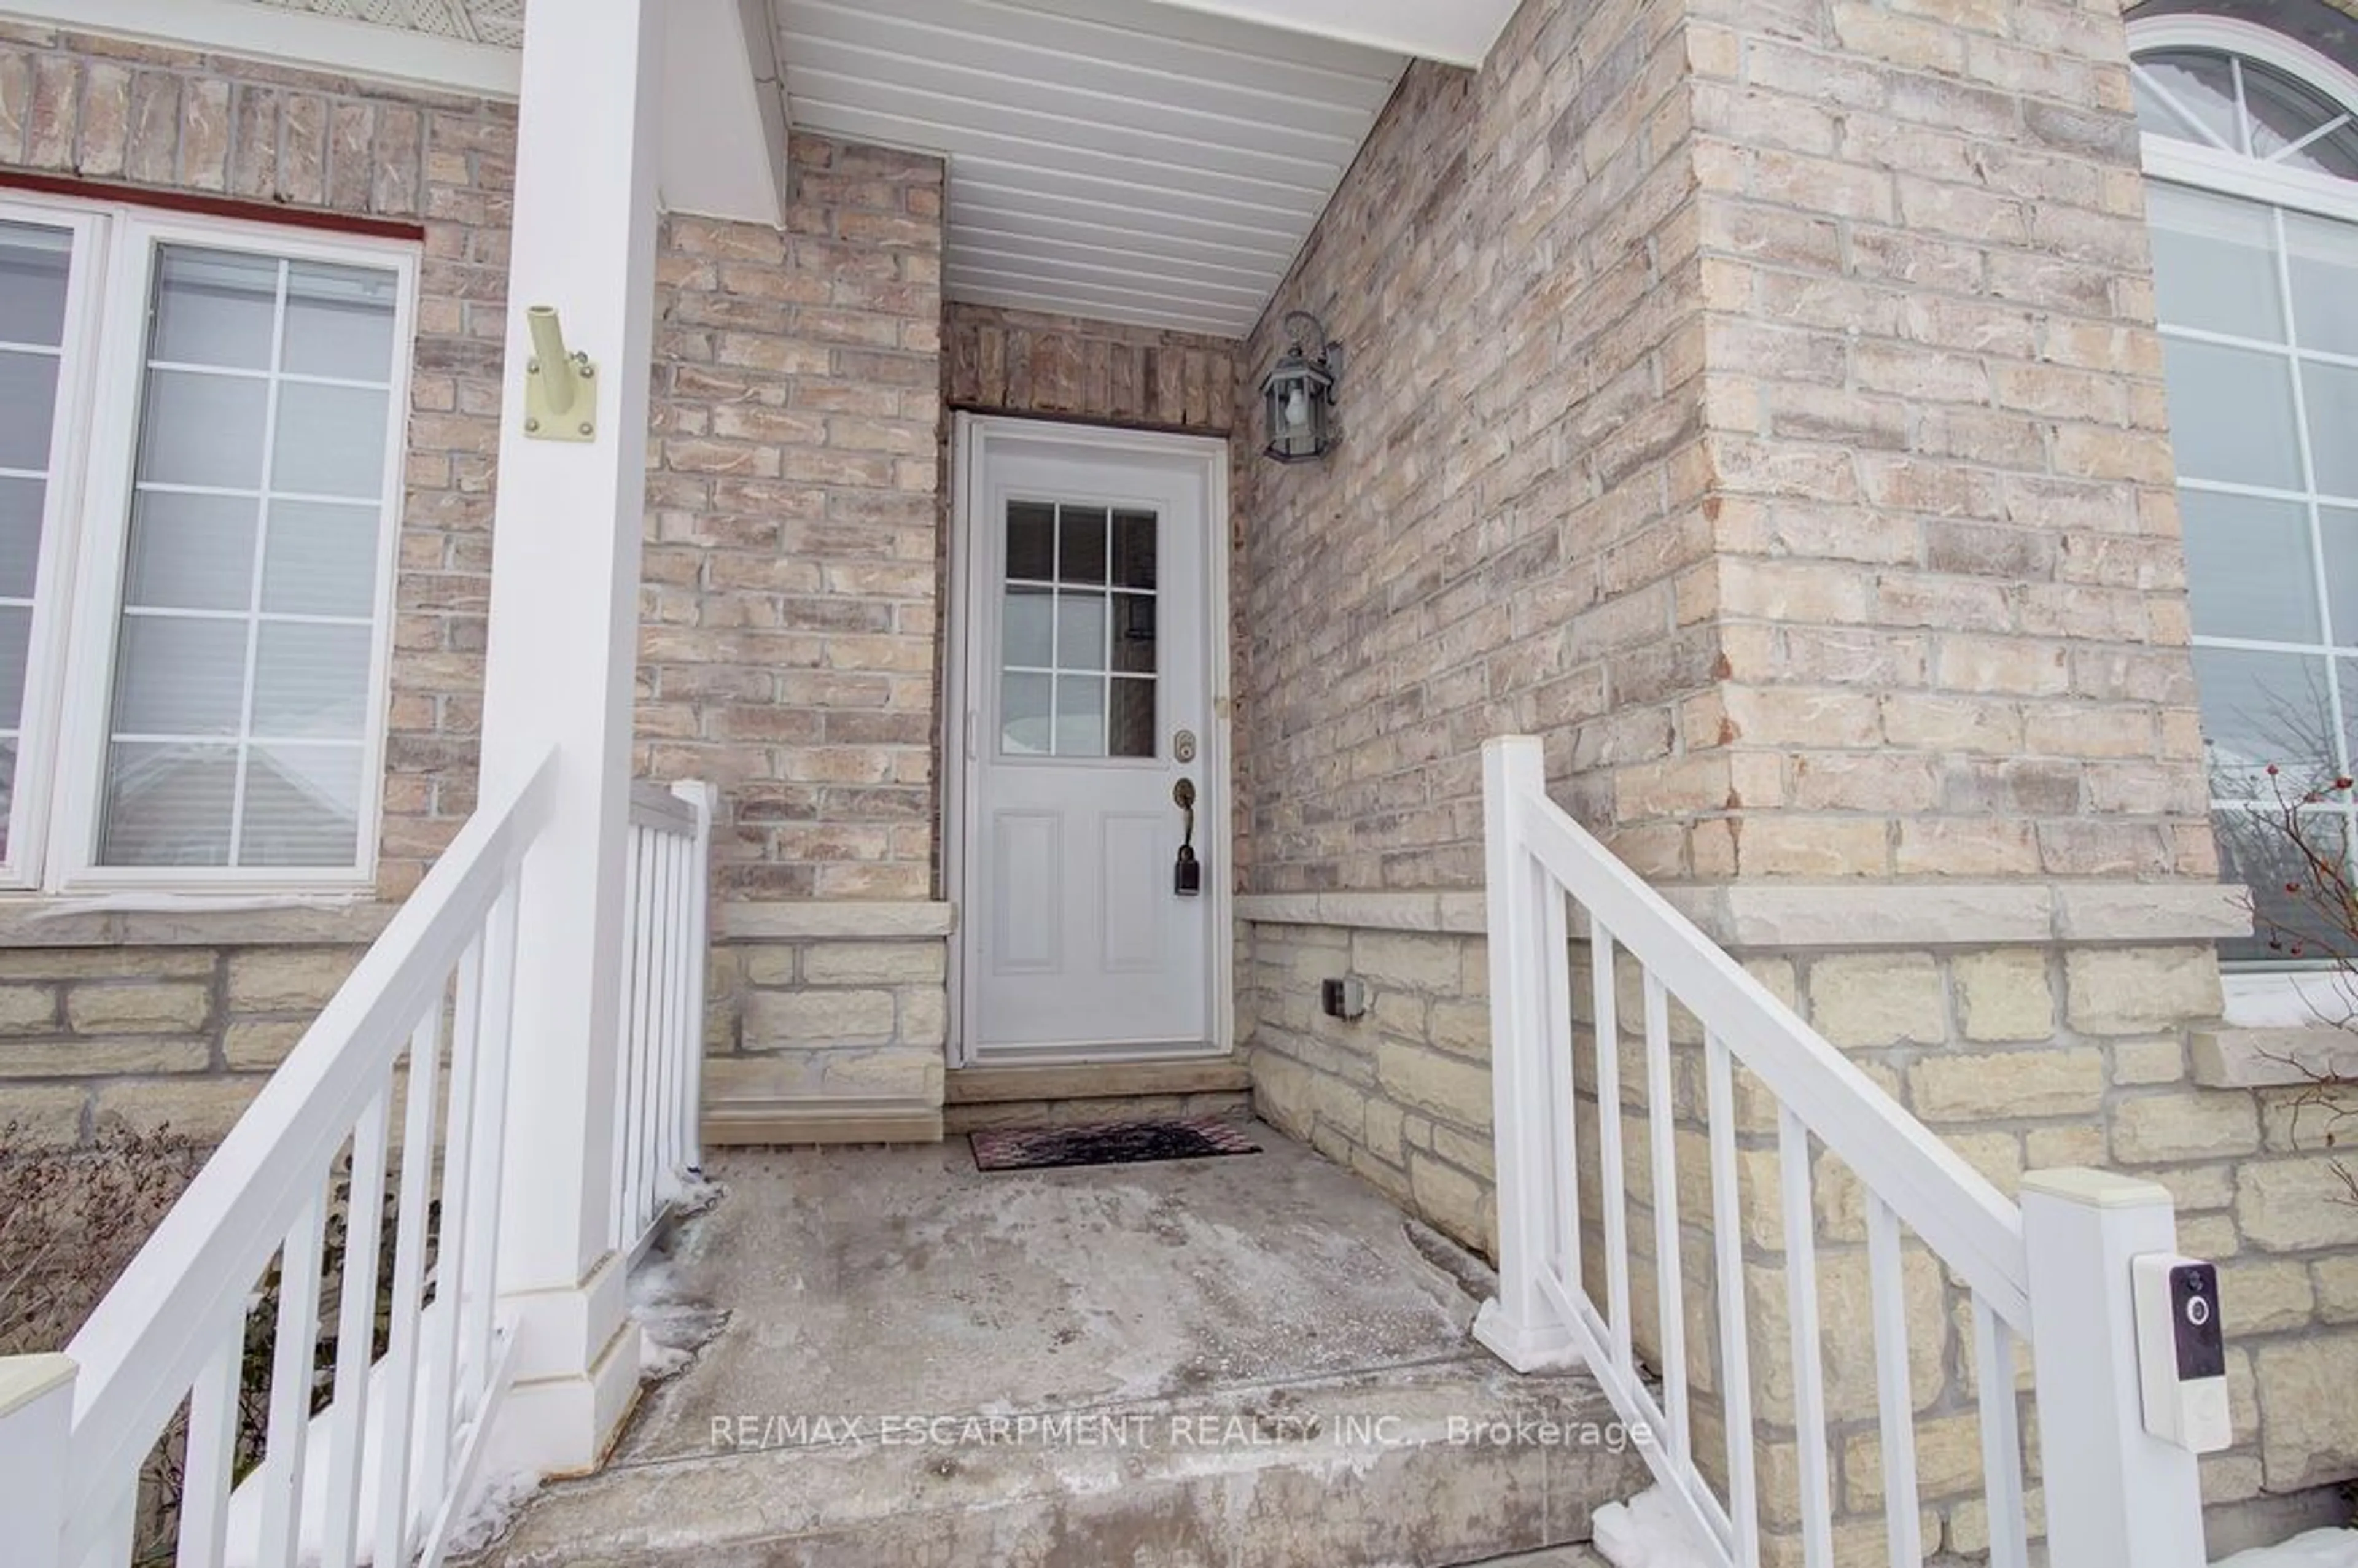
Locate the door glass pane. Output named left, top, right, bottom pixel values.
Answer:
left=1056, top=592, right=1107, bottom=672
left=261, top=500, right=379, bottom=616
left=0, top=222, right=71, bottom=346
left=1110, top=678, right=1156, bottom=759
left=2182, top=490, right=2317, bottom=643
left=152, top=247, right=276, bottom=370
left=2162, top=338, right=2303, bottom=489
left=1056, top=674, right=1106, bottom=758
left=1003, top=586, right=1051, bottom=668
left=1058, top=506, right=1107, bottom=584
left=2194, top=646, right=2338, bottom=798
left=98, top=742, right=236, bottom=866
left=137, top=370, right=268, bottom=489
left=125, top=491, right=258, bottom=612
left=1001, top=671, right=1051, bottom=755
left=282, top=262, right=398, bottom=381
left=2306, top=362, right=2358, bottom=501
left=2289, top=213, right=2358, bottom=359
left=0, top=352, right=56, bottom=471
left=1112, top=510, right=1157, bottom=588
left=1006, top=501, right=1054, bottom=581
left=2149, top=185, right=2285, bottom=344
left=1113, top=592, right=1158, bottom=673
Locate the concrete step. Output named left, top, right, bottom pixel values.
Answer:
left=474, top=1356, right=1642, bottom=1567
left=466, top=1134, right=1648, bottom=1568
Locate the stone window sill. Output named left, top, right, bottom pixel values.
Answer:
left=0, top=895, right=395, bottom=948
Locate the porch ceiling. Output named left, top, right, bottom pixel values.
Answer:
left=776, top=0, right=1408, bottom=337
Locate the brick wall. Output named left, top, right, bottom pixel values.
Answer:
left=1232, top=3, right=1711, bottom=898
left=1673, top=0, right=2214, bottom=886
left=0, top=23, right=515, bottom=900
left=945, top=301, right=1237, bottom=435
left=639, top=136, right=946, bottom=906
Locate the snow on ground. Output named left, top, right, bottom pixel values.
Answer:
left=629, top=1255, right=728, bottom=1381
left=2218, top=1529, right=2358, bottom=1567
left=1590, top=1487, right=1713, bottom=1568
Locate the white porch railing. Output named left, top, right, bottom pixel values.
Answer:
left=2, top=759, right=718, bottom=1568
left=612, top=781, right=716, bottom=1257
left=1476, top=736, right=2206, bottom=1568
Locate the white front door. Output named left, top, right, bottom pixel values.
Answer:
left=952, top=419, right=1228, bottom=1065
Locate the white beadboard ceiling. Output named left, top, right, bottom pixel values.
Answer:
left=776, top=0, right=1409, bottom=336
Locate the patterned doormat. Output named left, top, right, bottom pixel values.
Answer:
left=969, top=1117, right=1263, bottom=1172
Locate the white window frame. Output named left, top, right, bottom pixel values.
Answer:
left=0, top=190, right=417, bottom=894
left=2130, top=17, right=2358, bottom=986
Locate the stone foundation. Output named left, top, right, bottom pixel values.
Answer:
left=1240, top=882, right=2343, bottom=1553
left=701, top=901, right=952, bottom=1144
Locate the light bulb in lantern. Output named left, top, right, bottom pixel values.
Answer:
left=1282, top=383, right=1309, bottom=432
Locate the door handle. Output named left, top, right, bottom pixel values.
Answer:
left=1173, top=777, right=1202, bottom=896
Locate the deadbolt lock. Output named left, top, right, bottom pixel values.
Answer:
left=1173, top=729, right=1198, bottom=764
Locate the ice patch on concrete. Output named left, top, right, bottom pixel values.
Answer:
left=630, top=1257, right=728, bottom=1382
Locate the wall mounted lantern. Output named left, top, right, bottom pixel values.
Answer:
left=1260, top=309, right=1337, bottom=464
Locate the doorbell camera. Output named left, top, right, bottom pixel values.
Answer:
left=2131, top=1254, right=2231, bottom=1454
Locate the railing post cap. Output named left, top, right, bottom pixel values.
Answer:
left=2021, top=1166, right=2174, bottom=1210
left=0, top=1353, right=76, bottom=1416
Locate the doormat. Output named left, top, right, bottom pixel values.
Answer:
left=969, top=1117, right=1262, bottom=1173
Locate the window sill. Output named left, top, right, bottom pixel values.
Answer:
left=2199, top=971, right=2358, bottom=1085
left=0, top=893, right=395, bottom=947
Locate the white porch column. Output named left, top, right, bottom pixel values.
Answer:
left=479, top=0, right=664, bottom=1477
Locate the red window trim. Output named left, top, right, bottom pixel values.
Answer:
left=0, top=170, right=427, bottom=243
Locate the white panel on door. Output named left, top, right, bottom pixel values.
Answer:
left=989, top=810, right=1062, bottom=973
left=1100, top=811, right=1167, bottom=973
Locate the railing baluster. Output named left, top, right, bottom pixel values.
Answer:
left=650, top=825, right=679, bottom=1208
left=1590, top=926, right=1633, bottom=1380
left=176, top=1327, right=245, bottom=1568
left=419, top=936, right=487, bottom=1504
left=323, top=1087, right=392, bottom=1568
left=610, top=826, right=644, bottom=1247
left=373, top=1011, right=446, bottom=1568
left=462, top=882, right=519, bottom=1418
left=1642, top=969, right=1689, bottom=1470
left=628, top=826, right=661, bottom=1240
left=1541, top=885, right=1579, bottom=1294
left=1704, top=1032, right=1759, bottom=1568
left=677, top=783, right=712, bottom=1173
left=1778, top=1107, right=1834, bottom=1568
left=1866, top=1193, right=1923, bottom=1567
left=1974, top=1295, right=2029, bottom=1568
left=667, top=830, right=694, bottom=1180
left=256, top=1198, right=329, bottom=1568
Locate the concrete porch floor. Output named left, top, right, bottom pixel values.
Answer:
left=477, top=1120, right=1642, bottom=1566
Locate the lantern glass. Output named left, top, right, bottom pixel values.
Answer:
left=1260, top=353, right=1333, bottom=464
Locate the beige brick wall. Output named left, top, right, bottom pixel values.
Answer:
left=1675, top=0, right=2216, bottom=885
left=1232, top=0, right=1712, bottom=896
left=946, top=301, right=1237, bottom=435
left=0, top=23, right=517, bottom=899
left=639, top=136, right=946, bottom=906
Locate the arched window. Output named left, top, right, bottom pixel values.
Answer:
left=2134, top=18, right=2358, bottom=962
